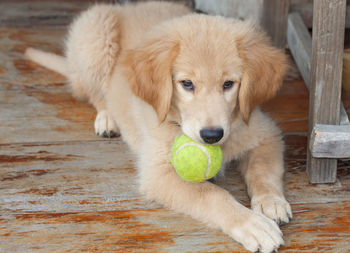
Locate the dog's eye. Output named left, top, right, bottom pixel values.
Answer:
left=180, top=80, right=194, bottom=91
left=223, top=80, right=235, bottom=90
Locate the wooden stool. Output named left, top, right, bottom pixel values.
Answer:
left=287, top=0, right=349, bottom=183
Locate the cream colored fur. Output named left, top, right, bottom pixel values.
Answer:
left=25, top=2, right=292, bottom=252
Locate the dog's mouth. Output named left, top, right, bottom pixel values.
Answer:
left=194, top=135, right=227, bottom=146
left=168, top=119, right=228, bottom=145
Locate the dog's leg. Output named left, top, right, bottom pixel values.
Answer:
left=90, top=95, right=119, bottom=138
left=240, top=135, right=292, bottom=225
left=64, top=4, right=122, bottom=138
left=138, top=144, right=284, bottom=253
left=69, top=75, right=119, bottom=138
left=70, top=78, right=119, bottom=138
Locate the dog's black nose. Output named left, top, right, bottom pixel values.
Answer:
left=200, top=128, right=224, bottom=144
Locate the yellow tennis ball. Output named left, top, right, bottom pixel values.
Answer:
left=171, top=134, right=223, bottom=183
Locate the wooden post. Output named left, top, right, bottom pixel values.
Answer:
left=261, top=0, right=290, bottom=48
left=287, top=12, right=349, bottom=124
left=307, top=0, right=346, bottom=183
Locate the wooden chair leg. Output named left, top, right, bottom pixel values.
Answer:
left=307, top=0, right=346, bottom=183
left=261, top=0, right=290, bottom=48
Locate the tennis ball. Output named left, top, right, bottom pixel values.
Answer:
left=171, top=134, right=223, bottom=183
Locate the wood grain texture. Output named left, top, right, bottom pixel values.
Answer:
left=290, top=2, right=350, bottom=28
left=310, top=124, right=350, bottom=158
left=194, top=0, right=263, bottom=20
left=261, top=0, right=290, bottom=48
left=287, top=12, right=349, bottom=125
left=287, top=12, right=312, bottom=89
left=1, top=136, right=350, bottom=252
left=0, top=1, right=93, bottom=29
left=0, top=28, right=99, bottom=144
left=0, top=87, right=97, bottom=143
left=195, top=0, right=290, bottom=48
left=307, top=0, right=347, bottom=183
left=1, top=1, right=350, bottom=252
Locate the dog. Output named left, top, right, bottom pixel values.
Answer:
left=25, top=1, right=292, bottom=252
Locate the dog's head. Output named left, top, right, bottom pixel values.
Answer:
left=123, top=15, right=288, bottom=145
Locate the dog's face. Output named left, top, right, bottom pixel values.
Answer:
left=123, top=15, right=288, bottom=144
left=171, top=37, right=242, bottom=144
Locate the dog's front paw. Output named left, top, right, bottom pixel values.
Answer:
left=231, top=210, right=284, bottom=253
left=251, top=195, right=292, bottom=225
left=94, top=110, right=119, bottom=138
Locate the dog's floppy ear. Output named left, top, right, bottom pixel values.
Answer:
left=237, top=24, right=289, bottom=123
left=123, top=36, right=179, bottom=123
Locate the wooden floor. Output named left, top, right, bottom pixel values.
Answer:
left=1, top=1, right=350, bottom=252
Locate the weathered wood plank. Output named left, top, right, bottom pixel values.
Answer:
left=0, top=141, right=248, bottom=252
left=0, top=27, right=100, bottom=143
left=0, top=141, right=248, bottom=214
left=195, top=0, right=290, bottom=48
left=1, top=136, right=350, bottom=252
left=194, top=0, right=263, bottom=20
left=1, top=201, right=349, bottom=253
left=307, top=0, right=347, bottom=184
left=0, top=87, right=98, bottom=143
left=287, top=12, right=312, bottom=89
left=0, top=208, right=246, bottom=253
left=290, top=2, right=350, bottom=28
left=0, top=140, right=143, bottom=213
left=261, top=0, right=290, bottom=48
left=0, top=28, right=66, bottom=89
left=287, top=12, right=349, bottom=125
left=283, top=135, right=350, bottom=204
left=1, top=136, right=349, bottom=212
left=282, top=201, right=350, bottom=252
left=0, top=1, right=98, bottom=28
left=310, top=124, right=350, bottom=158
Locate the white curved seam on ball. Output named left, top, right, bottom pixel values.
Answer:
left=174, top=142, right=211, bottom=179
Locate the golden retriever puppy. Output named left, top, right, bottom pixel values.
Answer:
left=25, top=2, right=292, bottom=252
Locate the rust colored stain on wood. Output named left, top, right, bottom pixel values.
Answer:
left=13, top=58, right=40, bottom=75
left=0, top=172, right=28, bottom=181
left=0, top=154, right=75, bottom=164
left=1, top=169, right=52, bottom=182
left=1, top=169, right=51, bottom=181
left=6, top=210, right=180, bottom=252
left=23, top=88, right=96, bottom=124
left=19, top=187, right=59, bottom=196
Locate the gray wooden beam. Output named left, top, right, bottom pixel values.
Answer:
left=307, top=0, right=347, bottom=184
left=310, top=124, right=350, bottom=158
left=194, top=0, right=263, bottom=20
left=287, top=12, right=349, bottom=125
left=261, top=0, right=290, bottom=48
left=290, top=3, right=350, bottom=28
left=195, top=0, right=290, bottom=49
left=287, top=12, right=311, bottom=86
